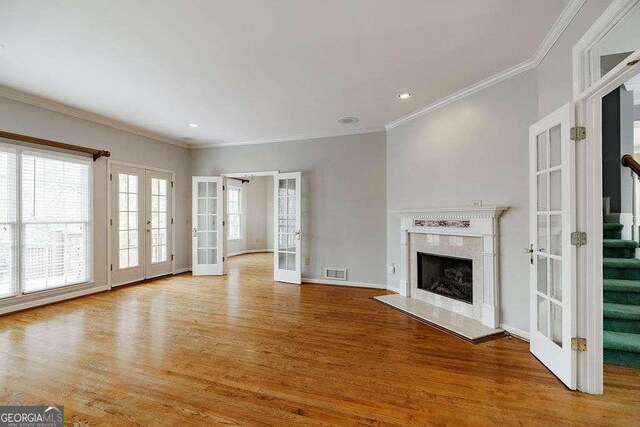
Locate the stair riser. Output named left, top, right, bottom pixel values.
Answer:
left=604, top=267, right=640, bottom=280
left=604, top=349, right=640, bottom=368
left=604, top=230, right=622, bottom=239
left=604, top=317, right=640, bottom=334
left=604, top=291, right=640, bottom=305
left=603, top=247, right=636, bottom=259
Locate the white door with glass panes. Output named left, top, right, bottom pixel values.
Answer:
left=192, top=176, right=226, bottom=275
left=110, top=164, right=173, bottom=286
left=529, top=103, right=577, bottom=390
left=274, top=172, right=301, bottom=284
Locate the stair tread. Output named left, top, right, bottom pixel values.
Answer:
left=604, top=331, right=640, bottom=353
left=604, top=279, right=640, bottom=293
left=603, top=239, right=638, bottom=249
left=603, top=223, right=624, bottom=231
left=603, top=258, right=640, bottom=268
left=604, top=303, right=640, bottom=320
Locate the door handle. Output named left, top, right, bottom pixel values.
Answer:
left=524, top=244, right=534, bottom=264
left=193, top=227, right=198, bottom=237
left=295, top=230, right=301, bottom=241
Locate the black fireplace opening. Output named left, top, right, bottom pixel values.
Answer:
left=417, top=252, right=473, bottom=304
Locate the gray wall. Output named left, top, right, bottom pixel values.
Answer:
left=0, top=96, right=192, bottom=292
left=190, top=132, right=387, bottom=285
left=537, top=0, right=612, bottom=118
left=386, top=70, right=538, bottom=332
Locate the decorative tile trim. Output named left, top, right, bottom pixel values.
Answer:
left=414, top=219, right=470, bottom=228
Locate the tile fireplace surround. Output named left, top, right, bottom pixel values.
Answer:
left=395, top=207, right=508, bottom=329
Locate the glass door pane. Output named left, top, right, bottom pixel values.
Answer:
left=0, top=149, right=17, bottom=298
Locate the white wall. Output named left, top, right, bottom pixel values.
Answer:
left=190, top=132, right=387, bottom=286
left=0, top=96, right=191, bottom=303
left=386, top=70, right=538, bottom=332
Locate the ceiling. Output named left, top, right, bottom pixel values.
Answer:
left=0, top=0, right=569, bottom=147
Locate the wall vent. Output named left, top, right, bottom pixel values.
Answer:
left=324, top=267, right=347, bottom=281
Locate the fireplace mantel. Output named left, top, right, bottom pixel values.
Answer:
left=397, top=206, right=508, bottom=328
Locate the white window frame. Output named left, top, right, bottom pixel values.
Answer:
left=227, top=185, right=243, bottom=241
left=0, top=141, right=94, bottom=300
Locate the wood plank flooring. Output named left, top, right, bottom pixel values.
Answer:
left=0, top=253, right=639, bottom=425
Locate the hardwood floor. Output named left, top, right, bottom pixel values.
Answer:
left=0, top=253, right=639, bottom=425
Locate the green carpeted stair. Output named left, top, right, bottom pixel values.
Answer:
left=603, top=222, right=640, bottom=368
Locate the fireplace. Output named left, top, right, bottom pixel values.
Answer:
left=417, top=252, right=473, bottom=304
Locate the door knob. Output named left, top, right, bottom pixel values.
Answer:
left=193, top=227, right=198, bottom=237
left=295, top=230, right=301, bottom=241
left=524, top=244, right=534, bottom=265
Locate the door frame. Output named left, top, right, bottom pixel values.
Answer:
left=572, top=0, right=640, bottom=392
left=107, top=160, right=176, bottom=288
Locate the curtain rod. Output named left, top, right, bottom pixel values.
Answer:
left=0, top=130, right=111, bottom=161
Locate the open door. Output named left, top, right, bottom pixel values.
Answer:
left=192, top=176, right=226, bottom=275
left=274, top=172, right=301, bottom=284
left=529, top=103, right=577, bottom=389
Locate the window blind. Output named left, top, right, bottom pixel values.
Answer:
left=21, top=152, right=91, bottom=293
left=0, top=148, right=17, bottom=298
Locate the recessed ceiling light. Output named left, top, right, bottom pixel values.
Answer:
left=338, top=116, right=359, bottom=125
left=398, top=92, right=412, bottom=100
left=188, top=123, right=199, bottom=128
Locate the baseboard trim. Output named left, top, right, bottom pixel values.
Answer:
left=500, top=324, right=530, bottom=342
left=302, top=278, right=386, bottom=289
left=0, top=284, right=110, bottom=316
left=228, top=249, right=273, bottom=257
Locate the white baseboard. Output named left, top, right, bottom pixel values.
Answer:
left=302, top=278, right=386, bottom=289
left=500, top=324, right=530, bottom=342
left=0, top=284, right=110, bottom=315
left=228, top=249, right=273, bottom=257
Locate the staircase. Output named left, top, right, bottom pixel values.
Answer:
left=603, top=222, right=640, bottom=368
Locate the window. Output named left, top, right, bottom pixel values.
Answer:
left=0, top=146, right=91, bottom=298
left=118, top=174, right=139, bottom=268
left=228, top=186, right=242, bottom=240
left=150, top=177, right=168, bottom=263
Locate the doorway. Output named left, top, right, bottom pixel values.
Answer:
left=109, top=162, right=175, bottom=286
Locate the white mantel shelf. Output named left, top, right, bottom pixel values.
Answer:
left=391, top=206, right=508, bottom=217
left=396, top=206, right=509, bottom=329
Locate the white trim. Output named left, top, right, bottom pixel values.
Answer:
left=501, top=324, right=531, bottom=342
left=0, top=85, right=188, bottom=148
left=0, top=284, right=109, bottom=315
left=572, top=0, right=639, bottom=99
left=301, top=278, right=386, bottom=289
left=386, top=0, right=586, bottom=130
left=189, top=126, right=385, bottom=149
left=228, top=249, right=273, bottom=257
left=223, top=171, right=279, bottom=178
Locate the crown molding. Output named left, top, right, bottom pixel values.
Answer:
left=385, top=0, right=586, bottom=131
left=0, top=85, right=189, bottom=148
left=188, top=126, right=386, bottom=149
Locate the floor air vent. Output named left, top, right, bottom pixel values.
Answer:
left=324, top=267, right=347, bottom=281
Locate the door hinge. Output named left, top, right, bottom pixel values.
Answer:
left=110, top=173, right=113, bottom=181
left=570, top=126, right=586, bottom=141
left=223, top=220, right=225, bottom=226
left=571, top=337, right=587, bottom=351
left=171, top=181, right=174, bottom=188
left=171, top=218, right=174, bottom=225
left=171, top=254, right=174, bottom=261
left=110, top=218, right=112, bottom=226
left=570, top=231, right=587, bottom=246
left=110, top=264, right=113, bottom=271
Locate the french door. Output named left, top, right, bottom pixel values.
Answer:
left=192, top=176, right=226, bottom=275
left=110, top=164, right=173, bottom=286
left=529, top=103, right=577, bottom=389
left=274, top=172, right=301, bottom=284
